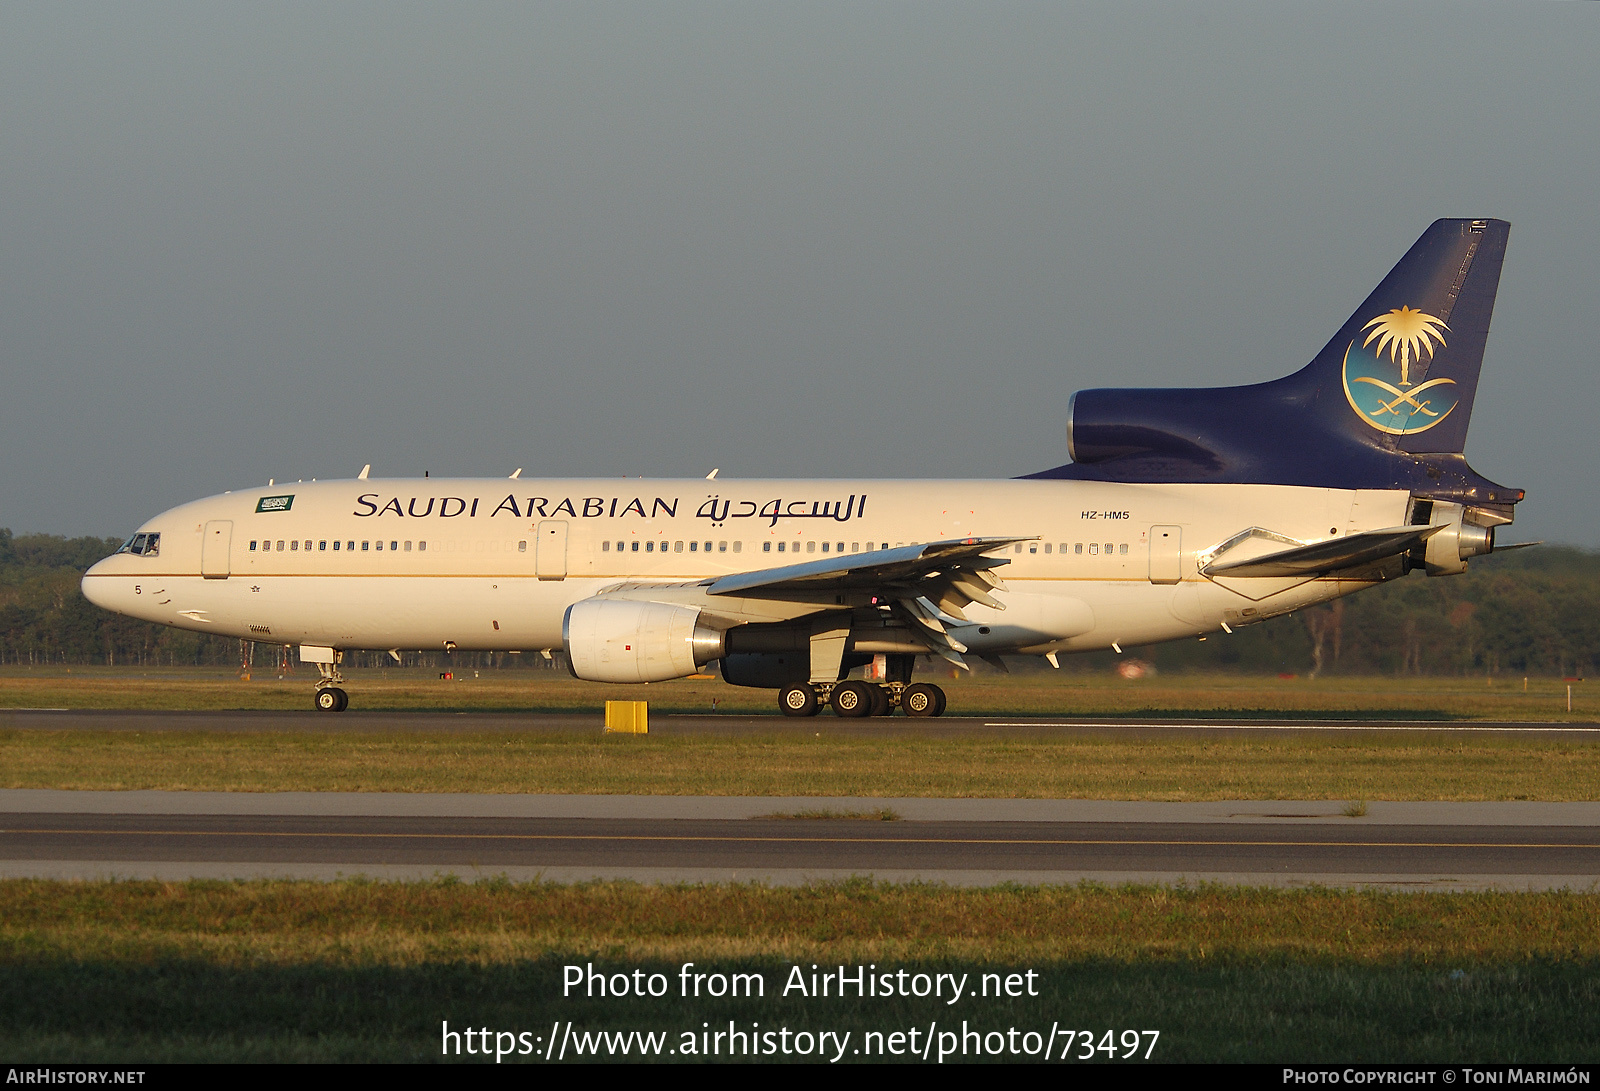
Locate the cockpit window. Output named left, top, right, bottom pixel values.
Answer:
left=116, top=532, right=160, bottom=557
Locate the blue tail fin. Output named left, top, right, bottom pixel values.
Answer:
left=1030, top=219, right=1523, bottom=517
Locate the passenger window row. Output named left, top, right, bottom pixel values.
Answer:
left=761, top=542, right=887, bottom=554
left=249, top=539, right=429, bottom=553
left=603, top=540, right=744, bottom=554
left=1012, top=542, right=1131, bottom=556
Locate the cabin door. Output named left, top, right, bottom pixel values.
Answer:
left=535, top=520, right=568, bottom=580
left=1147, top=525, right=1181, bottom=585
left=201, top=520, right=233, bottom=579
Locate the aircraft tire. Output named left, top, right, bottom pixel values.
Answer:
left=315, top=687, right=344, bottom=713
left=333, top=687, right=349, bottom=712
left=779, top=684, right=819, bottom=717
left=930, top=684, right=947, bottom=717
left=831, top=681, right=873, bottom=718
left=869, top=685, right=892, bottom=717
left=901, top=683, right=940, bottom=717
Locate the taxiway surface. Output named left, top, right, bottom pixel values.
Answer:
left=3, top=791, right=1596, bottom=890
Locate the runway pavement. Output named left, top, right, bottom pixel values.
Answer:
left=4, top=707, right=1600, bottom=739
left=3, top=791, right=1597, bottom=891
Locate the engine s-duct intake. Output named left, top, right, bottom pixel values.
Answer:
left=563, top=598, right=725, bottom=683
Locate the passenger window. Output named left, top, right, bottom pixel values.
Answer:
left=249, top=541, right=257, bottom=551
left=732, top=541, right=741, bottom=553
left=688, top=541, right=697, bottom=552
left=1089, top=543, right=1098, bottom=555
left=319, top=541, right=327, bottom=551
left=851, top=543, right=859, bottom=553
left=631, top=541, right=639, bottom=552
left=333, top=541, right=340, bottom=551
left=1044, top=543, right=1052, bottom=554
left=276, top=541, right=285, bottom=551
left=419, top=541, right=426, bottom=552
left=391, top=541, right=398, bottom=552
left=348, top=541, right=355, bottom=551
left=602, top=541, right=610, bottom=552
left=404, top=541, right=411, bottom=551
left=719, top=541, right=727, bottom=553
left=1074, top=543, right=1083, bottom=554
left=1029, top=545, right=1037, bottom=554
left=1119, top=543, right=1128, bottom=555
left=675, top=541, right=684, bottom=553
left=807, top=541, right=816, bottom=553
left=1060, top=543, right=1068, bottom=554
left=704, top=541, right=712, bottom=552
left=1014, top=545, right=1022, bottom=554
left=1104, top=542, right=1113, bottom=554
left=820, top=542, right=829, bottom=553
left=362, top=541, right=369, bottom=551
left=763, top=542, right=772, bottom=552
left=376, top=541, right=383, bottom=551
left=517, top=541, right=526, bottom=552
left=305, top=541, right=312, bottom=551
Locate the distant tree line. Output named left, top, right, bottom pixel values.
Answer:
left=0, top=527, right=1593, bottom=677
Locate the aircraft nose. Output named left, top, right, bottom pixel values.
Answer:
left=81, top=563, right=119, bottom=612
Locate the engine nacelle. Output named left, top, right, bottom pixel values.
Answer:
left=1422, top=502, right=1496, bottom=576
left=563, top=598, right=725, bottom=683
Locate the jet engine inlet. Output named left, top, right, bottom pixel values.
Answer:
left=563, top=598, right=725, bottom=683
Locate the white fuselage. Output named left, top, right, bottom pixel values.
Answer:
left=82, top=477, right=1409, bottom=658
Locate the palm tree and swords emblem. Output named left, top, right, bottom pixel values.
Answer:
left=1340, top=305, right=1458, bottom=435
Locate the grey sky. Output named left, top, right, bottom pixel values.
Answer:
left=2, top=3, right=1596, bottom=542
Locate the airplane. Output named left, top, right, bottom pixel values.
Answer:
left=83, top=218, right=1525, bottom=717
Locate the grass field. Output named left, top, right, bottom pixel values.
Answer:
left=2, top=879, right=1596, bottom=1063
left=5, top=727, right=1598, bottom=799
left=1, top=665, right=1592, bottom=721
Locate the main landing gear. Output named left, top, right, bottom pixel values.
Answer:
left=313, top=652, right=349, bottom=712
left=777, top=681, right=947, bottom=718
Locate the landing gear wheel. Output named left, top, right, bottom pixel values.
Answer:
left=902, top=683, right=943, bottom=718
left=315, top=687, right=348, bottom=713
left=831, top=680, right=874, bottom=718
left=869, top=684, right=892, bottom=717
left=779, top=683, right=820, bottom=717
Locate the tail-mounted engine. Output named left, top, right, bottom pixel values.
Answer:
left=1411, top=499, right=1495, bottom=576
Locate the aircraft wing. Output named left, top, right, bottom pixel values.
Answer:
left=594, top=538, right=1025, bottom=670
left=707, top=537, right=1026, bottom=668
left=708, top=537, right=1023, bottom=598
left=1202, top=525, right=1441, bottom=579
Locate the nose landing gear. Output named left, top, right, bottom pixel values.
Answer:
left=315, top=686, right=348, bottom=712
left=312, top=651, right=349, bottom=712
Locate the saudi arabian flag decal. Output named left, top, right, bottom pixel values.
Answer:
left=1342, top=306, right=1458, bottom=436
left=256, top=495, right=294, bottom=513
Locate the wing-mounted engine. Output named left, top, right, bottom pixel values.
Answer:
left=562, top=598, right=725, bottom=683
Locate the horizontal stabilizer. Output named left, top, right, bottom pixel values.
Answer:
left=1202, top=525, right=1441, bottom=579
